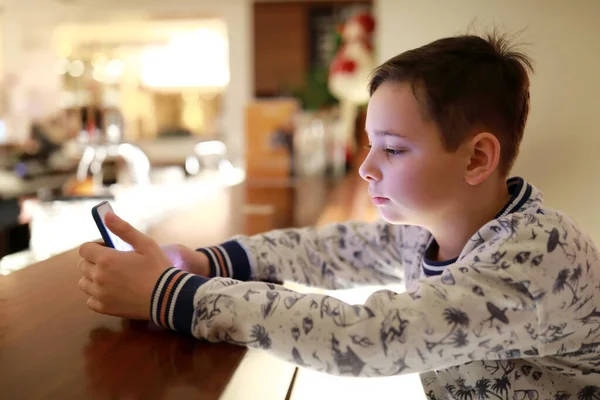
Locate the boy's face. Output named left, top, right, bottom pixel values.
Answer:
left=359, top=82, right=468, bottom=226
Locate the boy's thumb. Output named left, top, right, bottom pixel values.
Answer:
left=104, top=212, right=147, bottom=250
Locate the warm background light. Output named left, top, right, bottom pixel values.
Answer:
left=141, top=28, right=229, bottom=90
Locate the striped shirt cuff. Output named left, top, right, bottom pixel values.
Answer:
left=150, top=267, right=209, bottom=334
left=196, top=240, right=252, bottom=281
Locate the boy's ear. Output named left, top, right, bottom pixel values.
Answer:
left=464, top=132, right=501, bottom=185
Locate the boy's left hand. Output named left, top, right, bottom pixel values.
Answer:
left=78, top=212, right=173, bottom=320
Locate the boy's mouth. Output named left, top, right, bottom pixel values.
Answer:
left=371, top=196, right=390, bottom=206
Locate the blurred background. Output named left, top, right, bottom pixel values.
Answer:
left=0, top=0, right=599, bottom=397
left=0, top=0, right=381, bottom=264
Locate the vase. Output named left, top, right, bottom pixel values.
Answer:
left=293, top=110, right=336, bottom=177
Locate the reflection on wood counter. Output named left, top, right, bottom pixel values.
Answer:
left=0, top=180, right=334, bottom=400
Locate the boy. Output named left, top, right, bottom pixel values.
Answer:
left=78, top=32, right=600, bottom=399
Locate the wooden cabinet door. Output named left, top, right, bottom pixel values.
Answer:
left=254, top=3, right=308, bottom=97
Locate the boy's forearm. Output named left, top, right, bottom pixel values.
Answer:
left=151, top=263, right=539, bottom=377
left=199, top=221, right=418, bottom=289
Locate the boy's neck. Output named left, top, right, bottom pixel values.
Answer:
left=429, top=178, right=511, bottom=262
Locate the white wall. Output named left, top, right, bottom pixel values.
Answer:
left=375, top=0, right=600, bottom=241
left=0, top=12, right=62, bottom=142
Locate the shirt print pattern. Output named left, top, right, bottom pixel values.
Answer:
left=188, top=178, right=600, bottom=399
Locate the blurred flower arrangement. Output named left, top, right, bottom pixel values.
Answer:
left=286, top=10, right=375, bottom=177
left=284, top=21, right=343, bottom=112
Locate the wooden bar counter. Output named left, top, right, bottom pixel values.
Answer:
left=0, top=172, right=371, bottom=400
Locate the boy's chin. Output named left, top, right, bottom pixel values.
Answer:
left=378, top=208, right=409, bottom=225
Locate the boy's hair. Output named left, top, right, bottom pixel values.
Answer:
left=369, top=31, right=533, bottom=176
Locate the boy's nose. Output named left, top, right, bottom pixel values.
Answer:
left=359, top=154, right=382, bottom=182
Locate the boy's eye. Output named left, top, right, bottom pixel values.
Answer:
left=364, top=144, right=405, bottom=156
left=385, top=148, right=405, bottom=156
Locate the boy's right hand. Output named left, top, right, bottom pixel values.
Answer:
left=160, top=244, right=210, bottom=276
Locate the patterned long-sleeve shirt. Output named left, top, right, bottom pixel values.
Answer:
left=151, top=177, right=600, bottom=399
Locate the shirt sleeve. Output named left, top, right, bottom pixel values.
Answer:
left=151, top=229, right=545, bottom=377
left=195, top=221, right=427, bottom=290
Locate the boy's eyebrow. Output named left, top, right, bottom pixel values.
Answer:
left=373, top=129, right=410, bottom=138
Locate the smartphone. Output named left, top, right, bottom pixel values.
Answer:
left=91, top=201, right=134, bottom=251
